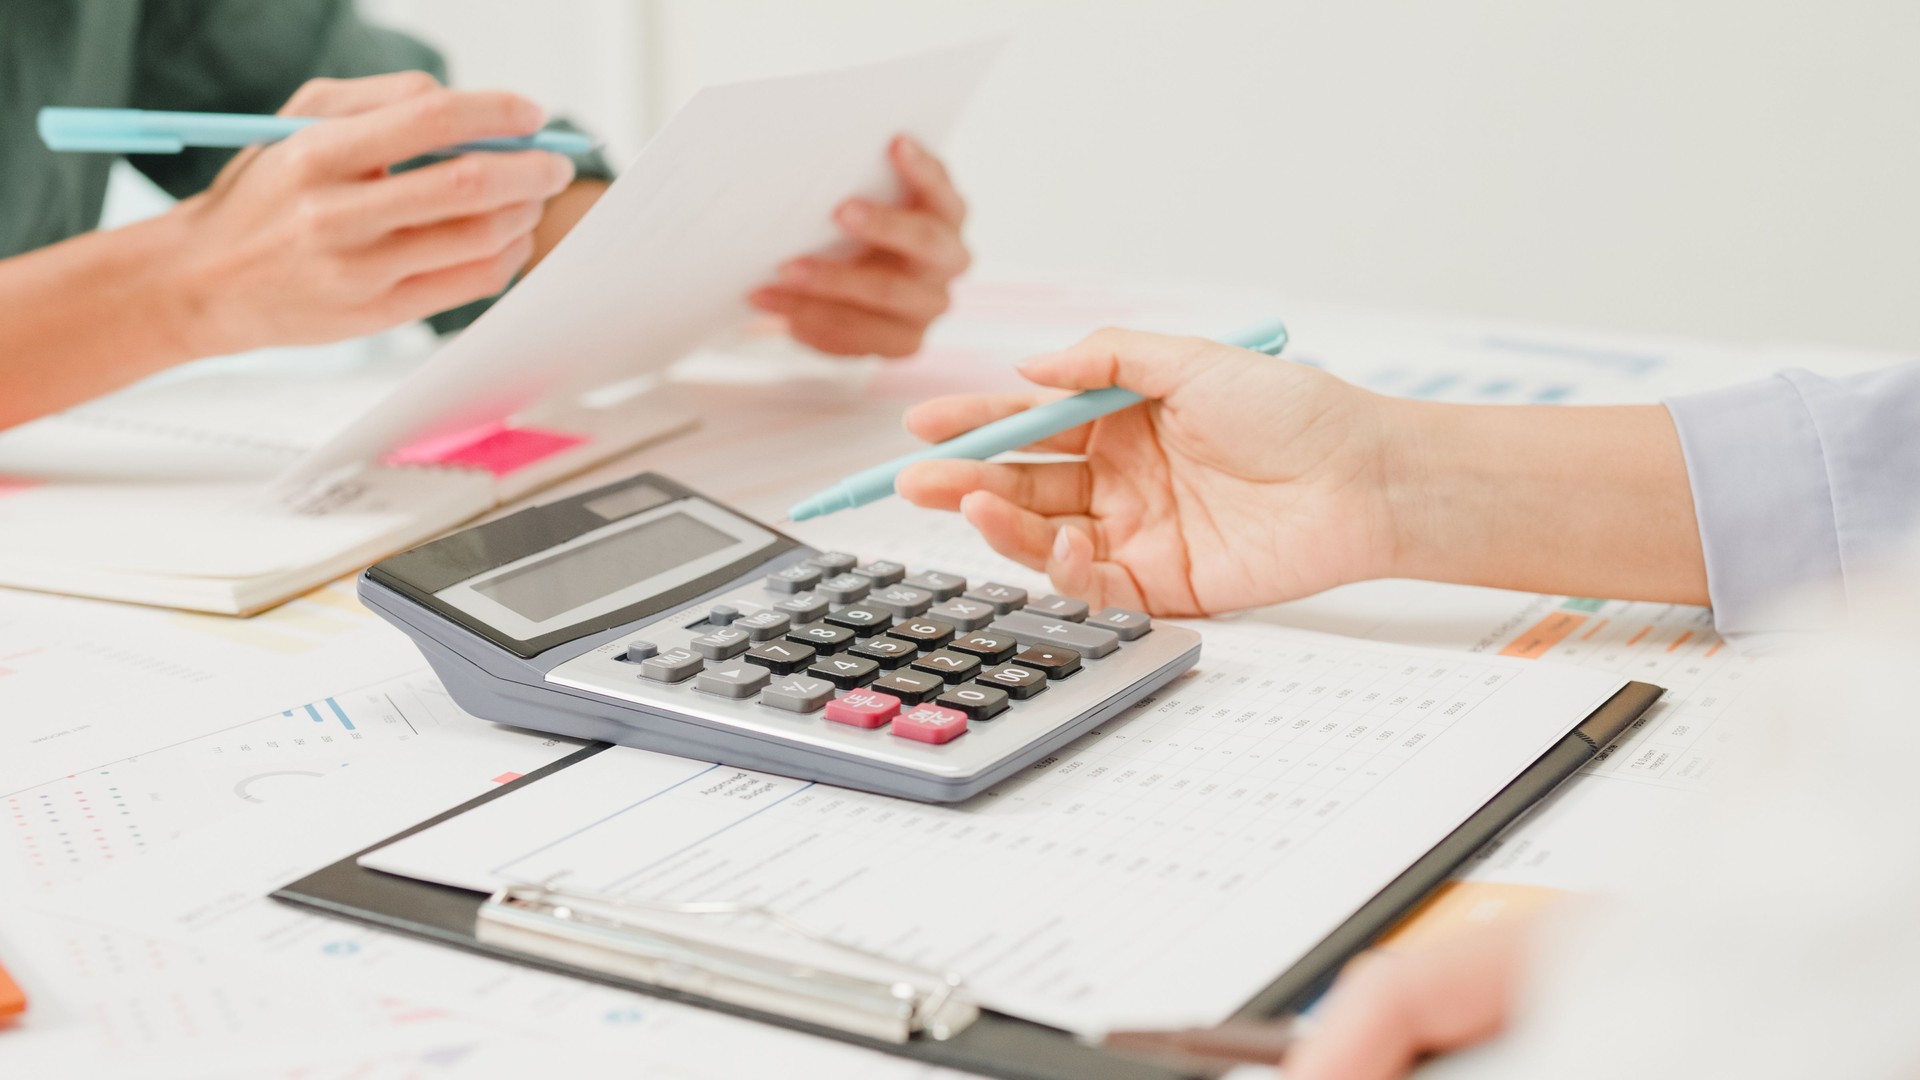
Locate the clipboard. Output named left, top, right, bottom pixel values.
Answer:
left=275, top=679, right=1662, bottom=1080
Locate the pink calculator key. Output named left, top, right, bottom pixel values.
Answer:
left=824, top=690, right=902, bottom=729
left=890, top=704, right=969, bottom=744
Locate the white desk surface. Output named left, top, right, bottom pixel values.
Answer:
left=0, top=276, right=1874, bottom=1077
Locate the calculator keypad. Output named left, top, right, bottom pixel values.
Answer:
left=548, top=547, right=1200, bottom=793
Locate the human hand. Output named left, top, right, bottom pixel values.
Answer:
left=1281, top=921, right=1530, bottom=1080
left=896, top=329, right=1413, bottom=617
left=748, top=135, right=969, bottom=357
left=159, top=72, right=575, bottom=357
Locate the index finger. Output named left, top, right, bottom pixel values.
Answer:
left=292, top=89, right=546, bottom=176
left=890, top=135, right=966, bottom=227
left=904, top=390, right=1087, bottom=453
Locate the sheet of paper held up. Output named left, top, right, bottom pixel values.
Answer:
left=362, top=619, right=1626, bottom=1036
left=279, top=39, right=1003, bottom=492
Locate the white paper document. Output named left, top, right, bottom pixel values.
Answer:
left=362, top=620, right=1625, bottom=1035
left=284, top=39, right=1002, bottom=488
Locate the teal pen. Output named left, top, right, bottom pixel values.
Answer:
left=36, top=106, right=594, bottom=157
left=786, top=317, right=1290, bottom=522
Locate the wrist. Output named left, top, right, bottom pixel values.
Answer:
left=1374, top=396, right=1458, bottom=582
left=139, top=200, right=228, bottom=362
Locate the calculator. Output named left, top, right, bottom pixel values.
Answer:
left=360, top=472, right=1200, bottom=802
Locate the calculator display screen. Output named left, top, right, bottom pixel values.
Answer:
left=472, top=511, right=736, bottom=623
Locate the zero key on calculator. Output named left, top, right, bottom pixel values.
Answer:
left=361, top=471, right=1201, bottom=803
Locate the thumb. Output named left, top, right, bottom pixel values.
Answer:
left=1015, top=327, right=1226, bottom=400
left=1046, top=524, right=1098, bottom=603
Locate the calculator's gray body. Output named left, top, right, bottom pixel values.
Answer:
left=360, top=473, right=1200, bottom=803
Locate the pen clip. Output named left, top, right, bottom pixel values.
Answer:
left=478, top=879, right=978, bottom=1043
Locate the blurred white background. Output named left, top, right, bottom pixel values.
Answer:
left=367, top=0, right=1920, bottom=354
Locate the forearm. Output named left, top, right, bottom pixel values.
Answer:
left=0, top=214, right=196, bottom=429
left=1385, top=399, right=1709, bottom=604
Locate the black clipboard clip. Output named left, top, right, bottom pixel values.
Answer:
left=477, top=879, right=979, bottom=1043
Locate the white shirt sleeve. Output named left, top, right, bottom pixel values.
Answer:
left=1663, top=361, right=1920, bottom=637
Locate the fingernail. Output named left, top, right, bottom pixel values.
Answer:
left=778, top=260, right=813, bottom=283
left=1052, top=528, right=1073, bottom=564
left=1016, top=351, right=1061, bottom=373
left=899, top=134, right=926, bottom=161
left=551, top=154, right=576, bottom=186
left=838, top=201, right=869, bottom=226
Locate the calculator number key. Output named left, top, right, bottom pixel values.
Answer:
left=766, top=565, right=822, bottom=593
left=871, top=669, right=945, bottom=704
left=638, top=648, right=703, bottom=683
left=979, top=664, right=1048, bottom=699
left=890, top=617, right=955, bottom=650
left=910, top=649, right=981, bottom=684
left=824, top=689, right=902, bottom=729
left=891, top=704, right=969, bottom=745
left=824, top=602, right=891, bottom=635
left=950, top=631, right=1017, bottom=665
left=807, top=655, right=880, bottom=690
left=743, top=640, right=817, bottom=675
left=850, top=636, right=918, bottom=670
left=787, top=622, right=854, bottom=654
left=936, top=683, right=1010, bottom=721
left=1012, top=645, right=1082, bottom=680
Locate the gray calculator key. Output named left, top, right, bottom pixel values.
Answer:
left=807, top=551, right=858, bottom=574
left=774, top=592, right=830, bottom=623
left=903, top=570, right=966, bottom=601
left=869, top=584, right=934, bottom=618
left=816, top=573, right=871, bottom=603
left=623, top=640, right=659, bottom=663
left=707, top=605, right=740, bottom=625
left=638, top=647, right=703, bottom=683
left=696, top=661, right=770, bottom=699
left=1086, top=607, right=1152, bottom=640
left=851, top=559, right=906, bottom=587
left=964, top=583, right=1027, bottom=614
left=1025, top=594, right=1090, bottom=622
left=690, top=626, right=752, bottom=660
left=735, top=610, right=791, bottom=641
left=990, top=611, right=1120, bottom=658
left=762, top=674, right=836, bottom=713
left=928, top=597, right=994, bottom=631
left=766, top=565, right=822, bottom=593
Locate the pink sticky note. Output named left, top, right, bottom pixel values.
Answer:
left=387, top=423, right=586, bottom=478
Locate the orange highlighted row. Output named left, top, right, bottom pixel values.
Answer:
left=1667, top=630, right=1694, bottom=653
left=1500, top=612, right=1589, bottom=659
left=1626, top=625, right=1652, bottom=646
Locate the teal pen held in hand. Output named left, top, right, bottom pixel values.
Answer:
left=786, top=317, right=1290, bottom=522
left=36, top=106, right=594, bottom=156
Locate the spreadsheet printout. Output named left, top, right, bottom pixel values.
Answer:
left=363, top=621, right=1625, bottom=1034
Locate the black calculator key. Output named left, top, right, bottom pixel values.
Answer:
left=870, top=584, right=934, bottom=618
left=774, top=592, right=830, bottom=623
left=806, top=551, right=858, bottom=574
left=824, top=602, right=891, bottom=635
left=852, top=559, right=906, bottom=587
left=903, top=570, right=966, bottom=601
left=1012, top=645, right=1081, bottom=680
left=910, top=649, right=981, bottom=684
left=638, top=647, right=703, bottom=683
left=979, top=664, right=1048, bottom=699
left=936, top=683, right=1010, bottom=721
left=872, top=669, right=944, bottom=704
left=890, top=617, right=955, bottom=650
left=807, top=654, right=880, bottom=690
left=690, top=626, right=752, bottom=660
left=850, top=636, right=917, bottom=669
left=928, top=597, right=994, bottom=631
left=1086, top=607, right=1152, bottom=640
left=766, top=565, right=822, bottom=593
left=787, top=622, right=855, bottom=654
left=735, top=610, right=791, bottom=641
left=950, top=631, right=1017, bottom=665
left=1025, top=594, right=1090, bottom=621
left=815, top=573, right=871, bottom=604
left=964, top=583, right=1027, bottom=614
left=744, top=640, right=816, bottom=675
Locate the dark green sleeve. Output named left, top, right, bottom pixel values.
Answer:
left=127, top=0, right=615, bottom=335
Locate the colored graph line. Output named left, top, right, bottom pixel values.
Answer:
left=283, top=697, right=355, bottom=731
